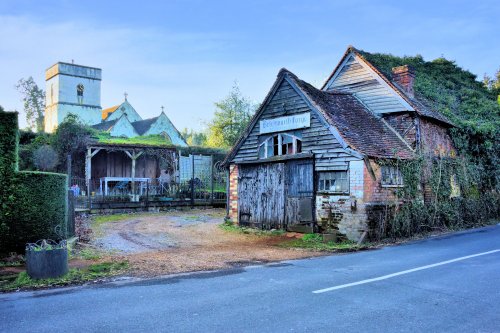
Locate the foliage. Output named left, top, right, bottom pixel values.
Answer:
left=51, top=114, right=96, bottom=175
left=33, top=145, right=58, bottom=171
left=359, top=51, right=500, bottom=191
left=181, top=128, right=207, bottom=146
left=15, top=77, right=45, bottom=132
left=0, top=261, right=128, bottom=292
left=206, top=84, right=258, bottom=148
left=371, top=157, right=500, bottom=239
left=279, top=234, right=365, bottom=251
left=94, top=132, right=173, bottom=146
left=0, top=111, right=19, bottom=247
left=2, top=171, right=68, bottom=252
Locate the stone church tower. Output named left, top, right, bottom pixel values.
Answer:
left=44, top=62, right=102, bottom=133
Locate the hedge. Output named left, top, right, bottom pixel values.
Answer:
left=0, top=111, right=68, bottom=253
left=0, top=112, right=19, bottom=244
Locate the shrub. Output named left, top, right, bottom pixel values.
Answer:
left=4, top=171, right=68, bottom=251
left=33, top=145, right=58, bottom=171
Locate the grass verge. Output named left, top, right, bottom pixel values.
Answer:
left=278, top=233, right=369, bottom=252
left=0, top=261, right=128, bottom=292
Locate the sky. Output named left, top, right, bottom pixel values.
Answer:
left=1, top=0, right=499, bottom=131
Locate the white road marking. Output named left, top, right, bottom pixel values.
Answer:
left=313, top=249, right=500, bottom=294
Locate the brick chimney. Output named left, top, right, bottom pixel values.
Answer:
left=392, top=65, right=415, bottom=98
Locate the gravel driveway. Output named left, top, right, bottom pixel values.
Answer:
left=90, top=209, right=321, bottom=277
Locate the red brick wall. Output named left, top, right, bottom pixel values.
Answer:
left=419, top=119, right=456, bottom=158
left=383, top=113, right=417, bottom=149
left=228, top=164, right=239, bottom=223
left=363, top=159, right=400, bottom=203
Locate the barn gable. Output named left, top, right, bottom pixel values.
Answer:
left=323, top=49, right=414, bottom=114
left=229, top=70, right=362, bottom=171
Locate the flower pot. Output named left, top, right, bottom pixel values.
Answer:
left=26, top=240, right=68, bottom=279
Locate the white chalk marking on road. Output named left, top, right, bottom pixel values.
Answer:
left=313, top=249, right=500, bottom=294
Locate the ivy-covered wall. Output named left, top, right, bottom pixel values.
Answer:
left=0, top=111, right=68, bottom=253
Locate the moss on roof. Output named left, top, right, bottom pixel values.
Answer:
left=94, top=133, right=173, bottom=146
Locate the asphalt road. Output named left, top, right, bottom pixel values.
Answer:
left=1, top=225, right=499, bottom=333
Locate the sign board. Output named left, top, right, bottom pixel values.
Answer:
left=259, top=113, right=310, bottom=134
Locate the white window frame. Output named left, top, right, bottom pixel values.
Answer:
left=259, top=132, right=302, bottom=159
left=317, top=171, right=349, bottom=194
left=381, top=165, right=404, bottom=187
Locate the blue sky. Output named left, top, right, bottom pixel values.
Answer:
left=1, top=0, right=499, bottom=131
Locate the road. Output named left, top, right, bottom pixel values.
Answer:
left=1, top=225, right=499, bottom=333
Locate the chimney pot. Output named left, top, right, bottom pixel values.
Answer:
left=392, top=65, right=415, bottom=98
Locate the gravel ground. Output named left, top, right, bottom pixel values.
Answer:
left=91, top=209, right=322, bottom=277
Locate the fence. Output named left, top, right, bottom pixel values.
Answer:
left=70, top=156, right=227, bottom=211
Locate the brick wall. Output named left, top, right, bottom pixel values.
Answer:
left=363, top=159, right=400, bottom=203
left=228, top=164, right=239, bottom=223
left=383, top=112, right=417, bottom=148
left=420, top=119, right=456, bottom=158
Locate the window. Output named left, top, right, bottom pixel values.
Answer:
left=77, top=84, right=84, bottom=104
left=381, top=165, right=404, bottom=186
left=259, top=133, right=302, bottom=158
left=317, top=171, right=349, bottom=193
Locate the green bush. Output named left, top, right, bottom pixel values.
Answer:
left=0, top=112, right=19, bottom=242
left=4, top=171, right=68, bottom=251
left=0, top=111, right=68, bottom=253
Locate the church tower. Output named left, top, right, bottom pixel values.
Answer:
left=44, top=62, right=102, bottom=133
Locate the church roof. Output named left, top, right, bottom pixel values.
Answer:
left=132, top=117, right=159, bottom=135
left=92, top=118, right=119, bottom=131
left=101, top=105, right=120, bottom=120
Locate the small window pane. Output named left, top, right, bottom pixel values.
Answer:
left=318, top=171, right=349, bottom=193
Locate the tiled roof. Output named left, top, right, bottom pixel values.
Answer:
left=101, top=105, right=120, bottom=120
left=131, top=117, right=158, bottom=135
left=285, top=70, right=415, bottom=159
left=92, top=119, right=118, bottom=131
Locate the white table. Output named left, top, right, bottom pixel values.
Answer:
left=99, top=177, right=150, bottom=195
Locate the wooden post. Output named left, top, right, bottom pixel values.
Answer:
left=191, top=155, right=195, bottom=206
left=67, top=154, right=72, bottom=188
left=86, top=148, right=91, bottom=209
left=210, top=155, right=214, bottom=205
left=125, top=150, right=144, bottom=201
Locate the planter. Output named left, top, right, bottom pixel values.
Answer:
left=322, top=232, right=337, bottom=243
left=26, top=240, right=68, bottom=279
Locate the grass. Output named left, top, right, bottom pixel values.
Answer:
left=77, top=247, right=103, bottom=260
left=219, top=222, right=286, bottom=236
left=279, top=233, right=368, bottom=252
left=95, top=133, right=173, bottom=146
left=0, top=261, right=129, bottom=292
left=0, top=261, right=23, bottom=268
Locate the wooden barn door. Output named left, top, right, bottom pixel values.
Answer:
left=285, top=160, right=314, bottom=228
left=238, top=163, right=285, bottom=229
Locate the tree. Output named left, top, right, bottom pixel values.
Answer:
left=33, top=145, right=58, bottom=171
left=206, top=84, right=258, bottom=148
left=52, top=114, right=96, bottom=176
left=181, top=128, right=208, bottom=146
left=16, top=77, right=45, bottom=132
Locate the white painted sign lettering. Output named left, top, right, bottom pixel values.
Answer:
left=259, top=113, right=310, bottom=134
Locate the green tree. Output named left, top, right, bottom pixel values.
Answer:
left=181, top=128, right=208, bottom=146
left=16, top=77, right=46, bottom=132
left=206, top=84, right=258, bottom=148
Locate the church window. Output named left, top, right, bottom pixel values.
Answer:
left=77, top=84, right=84, bottom=104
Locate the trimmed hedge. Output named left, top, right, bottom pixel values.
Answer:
left=0, top=111, right=68, bottom=253
left=0, top=112, right=19, bottom=244
left=8, top=171, right=68, bottom=249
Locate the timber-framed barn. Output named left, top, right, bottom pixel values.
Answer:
left=224, top=46, right=456, bottom=241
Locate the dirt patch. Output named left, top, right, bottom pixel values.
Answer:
left=90, top=209, right=322, bottom=277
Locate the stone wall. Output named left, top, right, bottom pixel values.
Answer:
left=315, top=160, right=367, bottom=241
left=228, top=164, right=239, bottom=223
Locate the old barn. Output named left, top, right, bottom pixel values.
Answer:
left=224, top=46, right=456, bottom=241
